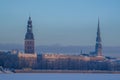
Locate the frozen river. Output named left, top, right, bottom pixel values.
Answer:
left=0, top=73, right=120, bottom=80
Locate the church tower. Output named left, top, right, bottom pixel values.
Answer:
left=24, top=16, right=35, bottom=54
left=18, top=16, right=37, bottom=68
left=95, top=18, right=102, bottom=56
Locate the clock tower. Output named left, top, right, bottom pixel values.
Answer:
left=24, top=16, right=35, bottom=54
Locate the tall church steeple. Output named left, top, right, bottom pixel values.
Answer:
left=24, top=16, right=35, bottom=54
left=95, top=18, right=102, bottom=56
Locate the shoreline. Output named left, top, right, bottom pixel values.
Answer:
left=14, top=70, right=120, bottom=74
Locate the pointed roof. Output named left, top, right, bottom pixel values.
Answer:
left=28, top=16, right=32, bottom=24
left=97, top=18, right=100, bottom=35
left=29, top=16, right=31, bottom=20
left=96, top=18, right=101, bottom=42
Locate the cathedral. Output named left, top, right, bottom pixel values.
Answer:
left=18, top=17, right=37, bottom=68
left=24, top=16, right=35, bottom=54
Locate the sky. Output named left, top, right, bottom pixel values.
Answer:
left=0, top=0, right=120, bottom=46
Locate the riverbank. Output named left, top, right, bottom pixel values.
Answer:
left=0, top=70, right=14, bottom=74
left=14, top=70, right=120, bottom=74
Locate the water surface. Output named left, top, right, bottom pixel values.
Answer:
left=0, top=73, right=120, bottom=80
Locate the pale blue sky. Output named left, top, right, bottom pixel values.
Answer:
left=0, top=0, right=120, bottom=46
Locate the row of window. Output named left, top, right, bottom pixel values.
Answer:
left=25, top=46, right=34, bottom=50
left=25, top=41, right=34, bottom=45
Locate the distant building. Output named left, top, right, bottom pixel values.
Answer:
left=95, top=18, right=102, bottom=56
left=1, top=17, right=120, bottom=70
left=18, top=52, right=37, bottom=68
left=90, top=18, right=102, bottom=56
left=24, top=16, right=35, bottom=54
left=18, top=17, right=37, bottom=68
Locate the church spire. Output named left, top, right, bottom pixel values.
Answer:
left=96, top=18, right=101, bottom=42
left=29, top=16, right=31, bottom=20
left=95, top=18, right=102, bottom=56
left=27, top=16, right=33, bottom=33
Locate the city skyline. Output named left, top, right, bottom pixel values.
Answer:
left=0, top=0, right=120, bottom=46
